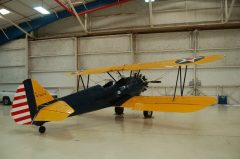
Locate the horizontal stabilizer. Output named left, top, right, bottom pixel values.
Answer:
left=34, top=101, right=74, bottom=121
left=122, top=96, right=217, bottom=113
left=11, top=79, right=57, bottom=125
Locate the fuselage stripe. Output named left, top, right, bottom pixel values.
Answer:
left=12, top=112, right=31, bottom=120
left=15, top=115, right=31, bottom=122
left=11, top=83, right=33, bottom=126
left=16, top=88, right=25, bottom=93
left=11, top=105, right=29, bottom=112
left=11, top=108, right=30, bottom=116
left=13, top=95, right=26, bottom=101
left=16, top=118, right=32, bottom=125
left=12, top=98, right=27, bottom=105
left=15, top=92, right=26, bottom=97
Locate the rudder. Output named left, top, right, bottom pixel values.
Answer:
left=11, top=79, right=54, bottom=125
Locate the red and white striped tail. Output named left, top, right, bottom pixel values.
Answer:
left=11, top=83, right=32, bottom=125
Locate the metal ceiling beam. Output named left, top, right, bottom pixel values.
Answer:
left=54, top=0, right=75, bottom=15
left=16, top=0, right=42, bottom=15
left=0, top=27, right=9, bottom=39
left=0, top=2, right=63, bottom=28
left=35, top=22, right=240, bottom=40
left=225, top=0, right=228, bottom=21
left=66, top=0, right=87, bottom=32
left=54, top=0, right=131, bottom=16
left=148, top=0, right=153, bottom=27
left=225, top=0, right=236, bottom=22
left=0, top=0, right=131, bottom=45
left=38, top=0, right=58, bottom=18
left=1, top=4, right=32, bottom=21
left=0, top=14, right=34, bottom=38
left=0, top=0, right=12, bottom=5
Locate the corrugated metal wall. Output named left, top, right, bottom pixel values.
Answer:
left=29, top=38, right=77, bottom=96
left=0, top=0, right=239, bottom=104
left=37, top=0, right=240, bottom=36
left=0, top=39, right=27, bottom=91
left=1, top=29, right=239, bottom=104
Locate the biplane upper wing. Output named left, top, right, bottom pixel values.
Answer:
left=69, top=55, right=224, bottom=75
left=121, top=96, right=217, bottom=113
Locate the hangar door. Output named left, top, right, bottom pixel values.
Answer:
left=78, top=34, right=133, bottom=86
left=135, top=32, right=194, bottom=96
left=29, top=38, right=77, bottom=97
left=0, top=39, right=26, bottom=91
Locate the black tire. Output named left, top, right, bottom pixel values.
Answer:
left=115, top=107, right=124, bottom=115
left=39, top=126, right=46, bottom=134
left=143, top=111, right=153, bottom=118
left=3, top=97, right=11, bottom=105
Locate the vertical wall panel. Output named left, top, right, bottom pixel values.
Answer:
left=29, top=38, right=76, bottom=97
left=78, top=34, right=132, bottom=67
left=78, top=34, right=132, bottom=86
left=0, top=39, right=26, bottom=91
left=1, top=29, right=240, bottom=104
left=135, top=32, right=194, bottom=97
left=197, top=29, right=240, bottom=104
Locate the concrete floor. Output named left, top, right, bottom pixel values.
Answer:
left=0, top=104, right=240, bottom=159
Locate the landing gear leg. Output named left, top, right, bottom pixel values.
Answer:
left=143, top=111, right=153, bottom=118
left=39, top=126, right=46, bottom=134
left=115, top=107, right=124, bottom=115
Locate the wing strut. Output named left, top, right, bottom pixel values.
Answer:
left=80, top=75, right=86, bottom=89
left=77, top=75, right=80, bottom=91
left=173, top=66, right=188, bottom=101
left=130, top=71, right=133, bottom=77
left=77, top=75, right=90, bottom=91
left=107, top=72, right=116, bottom=82
left=181, top=66, right=188, bottom=96
left=87, top=75, right=90, bottom=88
left=117, top=71, right=122, bottom=77
left=173, top=67, right=180, bottom=101
left=137, top=70, right=141, bottom=76
left=80, top=75, right=85, bottom=90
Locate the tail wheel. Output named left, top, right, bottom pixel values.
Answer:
left=143, top=111, right=153, bottom=118
left=115, top=107, right=124, bottom=115
left=39, top=126, right=46, bottom=134
left=3, top=97, right=11, bottom=105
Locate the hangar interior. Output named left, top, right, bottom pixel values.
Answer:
left=0, top=0, right=240, bottom=159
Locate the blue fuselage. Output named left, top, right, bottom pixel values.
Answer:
left=61, top=77, right=147, bottom=116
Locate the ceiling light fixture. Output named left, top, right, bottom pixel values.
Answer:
left=0, top=8, right=11, bottom=15
left=145, top=0, right=155, bottom=2
left=34, top=6, right=50, bottom=15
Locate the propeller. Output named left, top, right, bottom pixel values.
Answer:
left=148, top=80, right=162, bottom=83
left=142, top=75, right=147, bottom=81
left=135, top=73, right=162, bottom=84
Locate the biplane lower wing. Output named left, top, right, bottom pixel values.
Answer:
left=122, top=96, right=217, bottom=113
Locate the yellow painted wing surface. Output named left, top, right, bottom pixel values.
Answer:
left=122, top=96, right=217, bottom=113
left=34, top=101, right=74, bottom=121
left=69, top=55, right=224, bottom=75
left=31, top=79, right=54, bottom=106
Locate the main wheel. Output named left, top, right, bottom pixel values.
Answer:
left=143, top=111, right=153, bottom=118
left=3, top=97, right=11, bottom=105
left=115, top=107, right=124, bottom=115
left=39, top=126, right=46, bottom=134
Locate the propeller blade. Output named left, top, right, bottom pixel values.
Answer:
left=148, top=81, right=162, bottom=83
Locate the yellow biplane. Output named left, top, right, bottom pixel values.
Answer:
left=11, top=55, right=223, bottom=133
